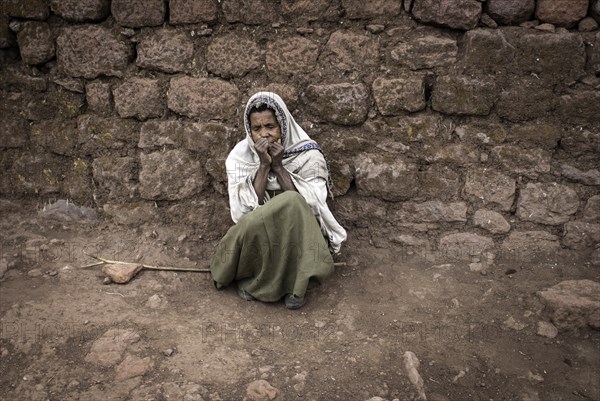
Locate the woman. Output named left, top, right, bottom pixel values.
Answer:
left=210, top=92, right=347, bottom=309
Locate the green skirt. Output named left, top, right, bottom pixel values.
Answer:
left=210, top=191, right=334, bottom=302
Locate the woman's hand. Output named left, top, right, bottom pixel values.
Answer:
left=268, top=142, right=284, bottom=169
left=255, top=137, right=272, bottom=166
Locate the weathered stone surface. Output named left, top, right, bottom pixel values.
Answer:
left=517, top=183, right=579, bottom=225
left=136, top=29, right=194, bottom=73
left=10, top=153, right=65, bottom=195
left=102, top=263, right=143, bottom=284
left=537, top=280, right=600, bottom=330
left=537, top=321, right=558, bottom=338
left=579, top=17, right=599, bottom=32
left=207, top=34, right=261, bottom=78
left=506, top=123, right=560, bottom=149
left=78, top=115, right=139, bottom=156
left=563, top=221, right=600, bottom=249
left=281, top=0, right=336, bottom=21
left=560, top=129, right=600, bottom=157
left=305, top=83, right=369, bottom=125
left=500, top=231, right=560, bottom=261
left=16, top=22, right=55, bottom=65
left=92, top=156, right=137, bottom=199
left=324, top=31, right=379, bottom=70
left=85, top=328, right=140, bottom=366
left=485, top=0, right=534, bottom=25
left=412, top=0, right=482, bottom=30
left=392, top=201, right=468, bottom=223
left=111, top=0, right=165, bottom=27
left=473, top=209, right=511, bottom=234
left=86, top=81, right=113, bottom=115
left=115, top=354, right=154, bottom=382
left=139, top=150, right=208, bottom=200
left=244, top=379, right=279, bottom=401
left=0, top=66, right=48, bottom=92
left=431, top=143, right=479, bottom=165
left=561, top=165, right=600, bottom=186
left=167, top=77, right=240, bottom=120
left=3, top=0, right=49, bottom=19
left=515, top=32, right=585, bottom=83
left=496, top=82, right=555, bottom=122
left=491, top=145, right=551, bottom=177
left=50, top=0, right=111, bottom=21
left=63, top=157, right=93, bottom=204
left=169, top=0, right=217, bottom=24
left=592, top=0, right=600, bottom=23
left=391, top=34, right=457, bottom=70
left=438, top=233, right=495, bottom=261
left=31, top=120, right=78, bottom=155
left=464, top=168, right=515, bottom=211
left=113, top=78, right=164, bottom=121
left=0, top=114, right=28, bottom=148
left=535, top=0, right=588, bottom=27
left=253, top=83, right=299, bottom=111
left=460, top=29, right=515, bottom=73
left=395, top=113, right=444, bottom=142
left=53, top=77, right=85, bottom=93
left=432, top=76, right=496, bottom=116
left=372, top=75, right=425, bottom=115
left=556, top=91, right=600, bottom=124
left=590, top=33, right=600, bottom=75
left=57, top=26, right=132, bottom=79
left=266, top=37, right=319, bottom=76
left=222, top=0, right=280, bottom=24
left=0, top=14, right=15, bottom=48
left=584, top=196, right=600, bottom=222
left=455, top=123, right=507, bottom=145
left=341, top=0, right=401, bottom=18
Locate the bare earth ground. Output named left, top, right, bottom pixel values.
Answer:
left=0, top=199, right=599, bottom=401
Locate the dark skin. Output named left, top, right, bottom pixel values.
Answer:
left=250, top=109, right=297, bottom=204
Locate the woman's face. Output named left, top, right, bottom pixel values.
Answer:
left=250, top=109, right=282, bottom=144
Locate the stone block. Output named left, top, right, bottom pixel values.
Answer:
left=86, top=81, right=113, bottom=115
left=305, top=83, right=369, bottom=126
left=341, top=0, right=401, bottom=18
left=92, top=156, right=137, bottom=200
left=16, top=21, right=55, bottom=65
left=57, top=26, right=132, bottom=79
left=169, top=0, right=217, bottom=24
left=324, top=30, right=379, bottom=71
left=491, top=145, right=551, bottom=178
left=207, top=34, right=261, bottom=78
left=537, top=280, right=600, bottom=330
left=139, top=150, right=208, bottom=200
left=584, top=196, right=600, bottom=222
left=222, top=0, right=280, bottom=24
left=473, top=209, right=511, bottom=234
left=484, top=0, right=535, bottom=25
left=515, top=31, right=585, bottom=83
left=395, top=113, right=443, bottom=142
left=252, top=84, right=299, bottom=111
left=23, top=86, right=85, bottom=121
left=454, top=123, right=507, bottom=145
left=0, top=114, right=28, bottom=148
left=556, top=91, right=600, bottom=124
left=563, top=221, right=600, bottom=249
left=281, top=0, right=337, bottom=21
left=111, top=0, right=165, bottom=27
left=136, top=29, right=194, bottom=73
left=77, top=115, right=139, bottom=156
left=560, top=129, right=600, bottom=157
left=496, top=81, right=556, bottom=122
left=391, top=34, right=458, bottom=70
left=3, top=0, right=49, bottom=19
left=460, top=29, right=515, bottom=73
left=372, top=75, right=425, bottom=115
left=464, top=167, right=515, bottom=211
left=0, top=14, right=15, bottom=48
left=432, top=75, right=496, bottom=116
left=113, top=78, right=165, bottom=121
left=392, top=201, right=468, bottom=223
left=412, top=0, right=482, bottom=30
left=506, top=123, right=560, bottom=149
left=500, top=231, right=561, bottom=261
left=431, top=144, right=479, bottom=165
left=11, top=152, right=65, bottom=195
left=561, top=165, right=600, bottom=186
left=31, top=119, right=78, bottom=156
left=438, top=233, right=495, bottom=261
left=517, top=182, right=579, bottom=225
left=50, top=0, right=111, bottom=21
left=535, top=0, right=588, bottom=27
left=266, top=36, right=319, bottom=76
left=167, top=77, right=240, bottom=120
left=63, top=157, right=93, bottom=204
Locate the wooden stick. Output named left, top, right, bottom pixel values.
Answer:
left=84, top=254, right=211, bottom=273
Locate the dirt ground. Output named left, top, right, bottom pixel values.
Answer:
left=0, top=198, right=599, bottom=401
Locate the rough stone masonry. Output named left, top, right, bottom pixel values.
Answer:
left=0, top=0, right=599, bottom=263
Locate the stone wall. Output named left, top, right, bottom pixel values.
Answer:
left=1, top=0, right=599, bottom=263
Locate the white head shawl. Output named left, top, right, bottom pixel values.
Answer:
left=225, top=92, right=347, bottom=253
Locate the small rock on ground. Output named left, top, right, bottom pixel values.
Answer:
left=243, top=379, right=279, bottom=401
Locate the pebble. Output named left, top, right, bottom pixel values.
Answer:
left=366, top=24, right=385, bottom=34
left=528, top=370, right=544, bottom=382
left=504, top=316, right=526, bottom=331
left=27, top=269, right=43, bottom=278
left=536, top=321, right=558, bottom=338
left=243, top=379, right=279, bottom=401
left=534, top=23, right=555, bottom=32
left=296, top=27, right=314, bottom=34
left=146, top=294, right=164, bottom=309
left=163, top=348, right=174, bottom=357
left=578, top=17, right=598, bottom=32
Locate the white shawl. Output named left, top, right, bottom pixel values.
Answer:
left=225, top=92, right=347, bottom=253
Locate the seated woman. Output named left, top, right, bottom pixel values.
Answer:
left=210, top=92, right=347, bottom=309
